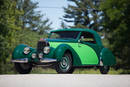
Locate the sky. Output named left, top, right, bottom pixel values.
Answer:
left=32, top=0, right=72, bottom=30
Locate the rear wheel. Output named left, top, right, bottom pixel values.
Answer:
left=55, top=52, right=74, bottom=74
left=14, top=63, right=32, bottom=74
left=100, top=66, right=110, bottom=74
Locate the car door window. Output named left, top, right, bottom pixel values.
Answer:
left=80, top=32, right=96, bottom=44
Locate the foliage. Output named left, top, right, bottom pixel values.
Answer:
left=63, top=0, right=130, bottom=70
left=15, top=29, right=48, bottom=48
left=0, top=0, right=51, bottom=74
left=0, top=29, right=48, bottom=74
left=16, top=0, right=52, bottom=33
left=63, top=0, right=101, bottom=31
left=60, top=21, right=68, bottom=29
left=0, top=0, right=22, bottom=74
left=31, top=67, right=127, bottom=74
left=31, top=67, right=57, bottom=74
left=100, top=0, right=130, bottom=69
left=0, top=0, right=130, bottom=74
left=37, top=18, right=52, bottom=35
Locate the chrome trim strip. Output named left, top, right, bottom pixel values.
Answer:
left=12, top=58, right=57, bottom=63
left=40, top=58, right=57, bottom=63
left=12, top=58, right=28, bottom=63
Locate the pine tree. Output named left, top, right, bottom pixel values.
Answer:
left=60, top=21, right=68, bottom=29
left=38, top=17, right=52, bottom=35
left=63, top=0, right=101, bottom=31
left=16, top=0, right=52, bottom=32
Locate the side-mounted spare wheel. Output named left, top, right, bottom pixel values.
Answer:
left=14, top=63, right=32, bottom=74
left=55, top=52, right=74, bottom=74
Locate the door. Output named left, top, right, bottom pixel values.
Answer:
left=76, top=31, right=100, bottom=65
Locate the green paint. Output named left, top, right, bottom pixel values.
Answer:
left=48, top=28, right=107, bottom=66
left=81, top=41, right=103, bottom=58
left=12, top=28, right=116, bottom=67
left=50, top=28, right=103, bottom=47
left=12, top=44, right=37, bottom=62
left=49, top=42, right=99, bottom=65
left=12, top=44, right=31, bottom=59
left=46, top=38, right=78, bottom=43
left=51, top=43, right=82, bottom=66
left=100, top=48, right=116, bottom=66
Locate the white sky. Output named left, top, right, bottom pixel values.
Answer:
left=32, top=0, right=72, bottom=30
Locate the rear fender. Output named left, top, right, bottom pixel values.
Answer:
left=100, top=48, right=116, bottom=66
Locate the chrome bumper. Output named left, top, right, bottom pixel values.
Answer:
left=40, top=58, right=57, bottom=63
left=12, top=58, right=57, bottom=64
left=12, top=58, right=28, bottom=63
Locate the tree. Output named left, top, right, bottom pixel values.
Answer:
left=63, top=0, right=101, bottom=31
left=16, top=0, right=52, bottom=32
left=38, top=17, right=52, bottom=35
left=0, top=0, right=52, bottom=74
left=16, top=0, right=40, bottom=29
left=60, top=20, right=68, bottom=29
left=0, top=0, right=22, bottom=73
left=100, top=0, right=130, bottom=69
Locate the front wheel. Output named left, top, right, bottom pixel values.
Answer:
left=14, top=63, right=32, bottom=74
left=55, top=52, right=74, bottom=74
left=100, top=66, right=110, bottom=74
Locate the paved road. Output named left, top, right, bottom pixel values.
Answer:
left=0, top=74, right=130, bottom=87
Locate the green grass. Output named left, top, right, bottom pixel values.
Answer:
left=31, top=67, right=57, bottom=74
left=31, top=67, right=126, bottom=74
left=73, top=68, right=123, bottom=74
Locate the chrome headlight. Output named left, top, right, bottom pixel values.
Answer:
left=23, top=47, right=30, bottom=54
left=43, top=46, right=50, bottom=54
left=38, top=53, right=43, bottom=58
left=32, top=53, right=36, bottom=59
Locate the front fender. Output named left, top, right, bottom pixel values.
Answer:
left=54, top=44, right=82, bottom=66
left=54, top=44, right=70, bottom=61
left=12, top=44, right=36, bottom=62
left=100, top=48, right=116, bottom=66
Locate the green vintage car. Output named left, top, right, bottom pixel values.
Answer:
left=12, top=28, right=116, bottom=74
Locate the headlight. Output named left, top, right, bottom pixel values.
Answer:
left=32, top=53, right=36, bottom=59
left=43, top=46, right=50, bottom=54
left=23, top=47, right=30, bottom=54
left=38, top=53, right=43, bottom=58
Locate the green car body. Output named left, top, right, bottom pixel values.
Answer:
left=12, top=28, right=116, bottom=74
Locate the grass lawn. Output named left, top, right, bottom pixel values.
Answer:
left=31, top=67, right=127, bottom=74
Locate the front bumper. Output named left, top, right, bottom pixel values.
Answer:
left=12, top=58, right=28, bottom=63
left=12, top=58, right=57, bottom=64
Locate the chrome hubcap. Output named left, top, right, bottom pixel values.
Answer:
left=60, top=57, right=70, bottom=71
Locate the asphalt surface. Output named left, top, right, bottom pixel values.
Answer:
left=0, top=74, right=130, bottom=87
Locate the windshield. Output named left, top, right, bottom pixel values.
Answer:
left=50, top=31, right=80, bottom=39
